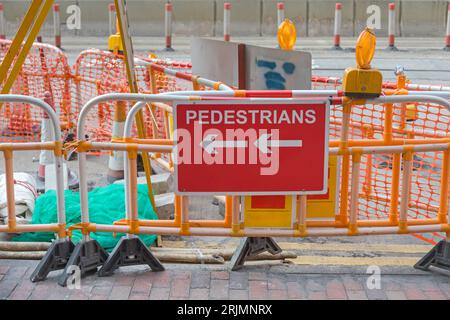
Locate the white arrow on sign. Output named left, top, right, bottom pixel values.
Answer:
left=254, top=133, right=303, bottom=154
left=200, top=133, right=303, bottom=155
left=200, top=134, right=248, bottom=154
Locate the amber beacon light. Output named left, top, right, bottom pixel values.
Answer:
left=342, top=27, right=382, bottom=98
left=277, top=18, right=297, bottom=50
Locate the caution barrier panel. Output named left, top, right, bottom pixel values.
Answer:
left=69, top=92, right=450, bottom=241
left=0, top=94, right=72, bottom=281
left=1, top=91, right=450, bottom=282
left=1, top=41, right=450, bottom=249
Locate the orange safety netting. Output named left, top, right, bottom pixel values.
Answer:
left=0, top=40, right=73, bottom=142
left=312, top=76, right=448, bottom=244
left=0, top=40, right=448, bottom=245
left=72, top=49, right=193, bottom=143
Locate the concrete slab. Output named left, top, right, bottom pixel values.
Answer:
left=308, top=0, right=354, bottom=37
left=354, top=0, right=401, bottom=37
left=215, top=0, right=262, bottom=36
left=400, top=0, right=448, bottom=37
left=172, top=0, right=216, bottom=36
left=113, top=173, right=174, bottom=195
left=155, top=192, right=175, bottom=220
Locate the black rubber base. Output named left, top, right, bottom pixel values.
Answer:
left=230, top=237, right=282, bottom=271
left=30, top=239, right=75, bottom=282
left=58, top=239, right=109, bottom=287
left=163, top=47, right=175, bottom=52
left=444, top=46, right=450, bottom=52
left=386, top=45, right=399, bottom=51
left=98, top=236, right=164, bottom=277
left=414, top=240, right=450, bottom=276
left=331, top=45, right=343, bottom=50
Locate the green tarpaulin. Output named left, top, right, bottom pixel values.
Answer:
left=12, top=184, right=157, bottom=251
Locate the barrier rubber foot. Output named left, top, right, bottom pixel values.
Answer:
left=163, top=47, right=175, bottom=52
left=386, top=45, right=399, bottom=51
left=331, top=45, right=343, bottom=50
left=58, top=239, right=109, bottom=287
left=230, top=237, right=282, bottom=271
left=414, top=240, right=450, bottom=276
left=30, top=239, right=74, bottom=282
left=444, top=46, right=450, bottom=52
left=97, top=235, right=164, bottom=277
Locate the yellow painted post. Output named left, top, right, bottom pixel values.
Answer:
left=0, top=0, right=45, bottom=87
left=0, top=1, right=54, bottom=96
left=114, top=0, right=155, bottom=209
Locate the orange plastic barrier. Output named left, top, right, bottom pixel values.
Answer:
left=0, top=40, right=72, bottom=142
left=1, top=40, right=449, bottom=246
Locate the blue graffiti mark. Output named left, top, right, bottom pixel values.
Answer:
left=264, top=71, right=286, bottom=90
left=265, top=71, right=286, bottom=83
left=256, top=59, right=276, bottom=70
left=255, top=58, right=298, bottom=89
left=282, top=62, right=296, bottom=75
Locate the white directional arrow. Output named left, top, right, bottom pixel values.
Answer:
left=254, top=133, right=303, bottom=154
left=200, top=134, right=248, bottom=154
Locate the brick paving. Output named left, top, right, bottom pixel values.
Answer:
left=0, top=260, right=449, bottom=300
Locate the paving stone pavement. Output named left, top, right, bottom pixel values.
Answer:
left=0, top=260, right=449, bottom=300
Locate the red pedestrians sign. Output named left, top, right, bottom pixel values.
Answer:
left=173, top=100, right=329, bottom=195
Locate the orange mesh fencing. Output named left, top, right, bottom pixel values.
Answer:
left=330, top=100, right=449, bottom=245
left=313, top=72, right=449, bottom=244
left=71, top=49, right=193, bottom=143
left=0, top=39, right=72, bottom=142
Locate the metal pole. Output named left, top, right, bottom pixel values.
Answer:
left=53, top=4, right=61, bottom=48
left=0, top=3, right=5, bottom=40
left=445, top=4, right=450, bottom=51
left=277, top=2, right=285, bottom=30
left=333, top=3, right=342, bottom=50
left=387, top=3, right=398, bottom=51
left=164, top=2, right=174, bottom=51
left=224, top=2, right=231, bottom=41
left=108, top=3, right=116, bottom=35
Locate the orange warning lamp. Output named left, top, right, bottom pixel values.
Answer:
left=355, top=28, right=376, bottom=69
left=342, top=27, right=382, bottom=98
left=277, top=18, right=297, bottom=50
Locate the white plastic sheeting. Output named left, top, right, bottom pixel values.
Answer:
left=0, top=172, right=37, bottom=224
